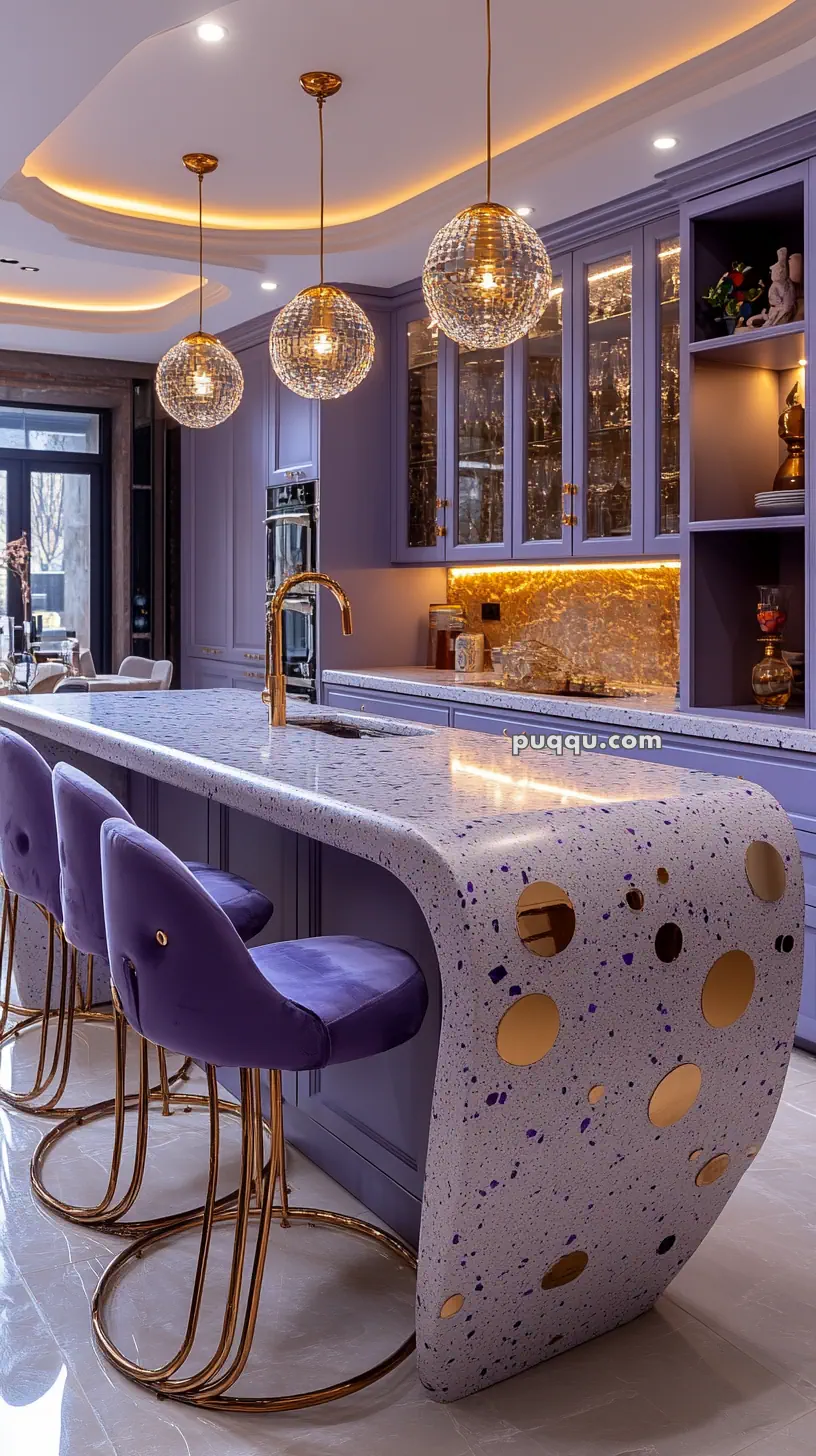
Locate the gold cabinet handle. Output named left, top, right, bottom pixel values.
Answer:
left=563, top=482, right=578, bottom=497
left=243, top=651, right=264, bottom=662
left=561, top=513, right=577, bottom=527
left=436, top=498, right=451, bottom=509
left=243, top=670, right=264, bottom=680
left=201, top=646, right=223, bottom=656
left=436, top=524, right=447, bottom=537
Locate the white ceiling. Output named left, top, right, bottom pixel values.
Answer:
left=2, top=0, right=816, bottom=362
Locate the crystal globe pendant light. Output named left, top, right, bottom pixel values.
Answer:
left=155, top=154, right=244, bottom=428
left=422, top=0, right=552, bottom=349
left=270, top=73, right=375, bottom=400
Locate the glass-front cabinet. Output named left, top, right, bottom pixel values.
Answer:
left=572, top=230, right=643, bottom=555
left=513, top=255, right=572, bottom=557
left=449, top=340, right=509, bottom=558
left=392, top=216, right=680, bottom=562
left=644, top=221, right=681, bottom=550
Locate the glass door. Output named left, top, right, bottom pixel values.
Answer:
left=572, top=231, right=644, bottom=556
left=393, top=304, right=447, bottom=562
left=0, top=405, right=109, bottom=665
left=644, top=220, right=681, bottom=553
left=512, top=255, right=572, bottom=558
left=448, top=338, right=511, bottom=560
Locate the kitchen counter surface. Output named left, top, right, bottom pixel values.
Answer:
left=0, top=689, right=802, bottom=1402
left=322, top=666, right=816, bottom=753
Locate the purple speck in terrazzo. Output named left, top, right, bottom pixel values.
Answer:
left=490, top=1180, right=499, bottom=1188
left=452, top=1234, right=460, bottom=1244
left=603, top=912, right=610, bottom=920
left=526, top=1129, right=537, bottom=1138
left=580, top=1117, right=591, bottom=1133
left=491, top=918, right=499, bottom=932
left=485, top=1093, right=499, bottom=1106
left=489, top=966, right=507, bottom=984
left=467, top=882, right=473, bottom=893
left=566, top=1234, right=577, bottom=1245
left=498, top=1092, right=507, bottom=1104
left=622, top=953, right=634, bottom=966
left=521, top=870, right=529, bottom=884
left=665, top=1024, right=672, bottom=1032
left=588, top=1003, right=597, bottom=1013
left=509, top=985, right=521, bottom=996
left=624, top=873, right=632, bottom=881
left=501, top=865, right=509, bottom=872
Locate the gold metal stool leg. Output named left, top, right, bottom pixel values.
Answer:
left=31, top=1005, right=255, bottom=1238
left=92, top=1065, right=417, bottom=1411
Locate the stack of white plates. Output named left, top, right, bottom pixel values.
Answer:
left=754, top=489, right=804, bottom=516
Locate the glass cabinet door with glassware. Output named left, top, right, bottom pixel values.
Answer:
left=392, top=302, right=447, bottom=563
left=511, top=254, right=572, bottom=558
left=571, top=229, right=645, bottom=556
left=445, top=333, right=512, bottom=560
left=643, top=219, right=681, bottom=553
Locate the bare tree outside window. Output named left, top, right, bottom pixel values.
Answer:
left=30, top=471, right=65, bottom=572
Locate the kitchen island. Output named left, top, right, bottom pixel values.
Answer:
left=0, top=689, right=803, bottom=1402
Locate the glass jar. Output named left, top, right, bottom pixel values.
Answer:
left=752, top=637, right=794, bottom=711
left=428, top=603, right=465, bottom=669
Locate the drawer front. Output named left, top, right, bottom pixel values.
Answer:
left=324, top=688, right=450, bottom=727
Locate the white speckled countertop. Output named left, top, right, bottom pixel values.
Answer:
left=0, top=688, right=728, bottom=832
left=0, top=689, right=802, bottom=1401
left=323, top=667, right=816, bottom=754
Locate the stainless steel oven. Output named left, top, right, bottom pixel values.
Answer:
left=265, top=480, right=318, bottom=700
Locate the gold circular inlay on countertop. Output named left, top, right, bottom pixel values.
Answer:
left=695, top=1153, right=730, bottom=1187
left=439, top=1294, right=464, bottom=1319
left=701, top=949, right=756, bottom=1028
left=657, top=867, right=670, bottom=885
left=515, top=882, right=575, bottom=957
left=688, top=1149, right=703, bottom=1162
left=588, top=1084, right=605, bottom=1104
left=746, top=1145, right=760, bottom=1159
left=626, top=887, right=644, bottom=911
left=496, top=994, right=560, bottom=1066
left=648, top=1064, right=702, bottom=1127
left=745, top=841, right=786, bottom=901
left=541, top=1251, right=589, bottom=1289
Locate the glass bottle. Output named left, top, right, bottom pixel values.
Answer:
left=752, top=637, right=794, bottom=711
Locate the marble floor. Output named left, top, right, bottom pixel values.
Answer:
left=1, top=1020, right=816, bottom=1456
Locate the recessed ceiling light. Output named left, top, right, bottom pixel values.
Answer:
left=19, top=265, right=39, bottom=272
left=516, top=205, right=534, bottom=218
left=196, top=20, right=227, bottom=43
left=653, top=136, right=678, bottom=151
left=261, top=280, right=278, bottom=291
left=0, top=257, right=20, bottom=265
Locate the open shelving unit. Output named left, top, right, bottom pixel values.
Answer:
left=681, top=164, right=810, bottom=723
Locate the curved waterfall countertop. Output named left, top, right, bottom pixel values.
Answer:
left=322, top=666, right=816, bottom=753
left=0, top=689, right=803, bottom=1401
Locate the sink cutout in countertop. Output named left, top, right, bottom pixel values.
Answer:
left=286, top=715, right=434, bottom=740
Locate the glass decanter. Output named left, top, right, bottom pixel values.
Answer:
left=752, top=637, right=794, bottom=711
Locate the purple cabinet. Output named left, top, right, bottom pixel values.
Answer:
left=184, top=414, right=233, bottom=657
left=231, top=342, right=269, bottom=658
left=269, top=373, right=318, bottom=486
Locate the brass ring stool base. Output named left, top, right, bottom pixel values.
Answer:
left=92, top=1066, right=417, bottom=1411
left=1, top=906, right=191, bottom=1119
left=32, top=1006, right=266, bottom=1238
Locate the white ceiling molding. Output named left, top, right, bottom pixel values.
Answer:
left=9, top=0, right=816, bottom=270
left=0, top=279, right=229, bottom=334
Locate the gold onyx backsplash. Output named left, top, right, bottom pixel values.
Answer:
left=447, top=563, right=680, bottom=690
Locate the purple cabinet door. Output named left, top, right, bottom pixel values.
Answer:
left=232, top=342, right=269, bottom=657
left=186, top=414, right=233, bottom=656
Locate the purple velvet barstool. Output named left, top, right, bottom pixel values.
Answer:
left=92, top=819, right=427, bottom=1412
left=31, top=762, right=273, bottom=1231
left=0, top=726, right=102, bottom=1116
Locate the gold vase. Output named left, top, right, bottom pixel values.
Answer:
left=751, top=636, right=794, bottom=710
left=772, top=381, right=805, bottom=490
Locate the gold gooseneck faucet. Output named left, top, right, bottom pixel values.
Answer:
left=264, top=571, right=353, bottom=727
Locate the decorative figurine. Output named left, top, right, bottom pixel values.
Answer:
left=703, top=261, right=765, bottom=333
left=746, top=247, right=797, bottom=329
left=772, top=380, right=805, bottom=491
